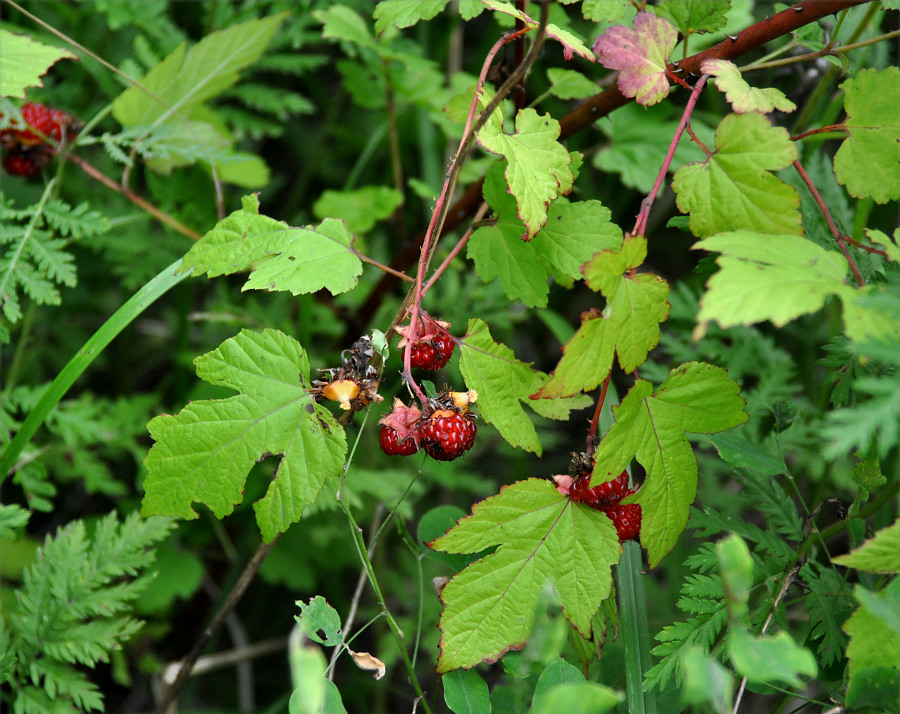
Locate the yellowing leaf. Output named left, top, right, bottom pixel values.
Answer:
left=429, top=479, right=620, bottom=672
left=592, top=12, right=677, bottom=106
left=702, top=59, right=796, bottom=114
left=673, top=113, right=801, bottom=237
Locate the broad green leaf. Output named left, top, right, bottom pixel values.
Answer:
left=296, top=596, right=343, bottom=646
left=843, top=579, right=900, bottom=676
left=373, top=0, right=448, bottom=33
left=546, top=68, right=598, bottom=100
left=534, top=236, right=669, bottom=399
left=142, top=328, right=347, bottom=542
left=182, top=194, right=363, bottom=296
left=459, top=318, right=545, bottom=454
left=834, top=67, right=900, bottom=204
left=313, top=186, right=403, bottom=235
left=532, top=683, right=621, bottom=714
left=727, top=628, right=817, bottom=687
left=112, top=14, right=285, bottom=127
left=855, top=584, right=900, bottom=636
left=429, top=479, right=620, bottom=672
left=833, top=519, right=900, bottom=574
left=846, top=667, right=900, bottom=713
left=692, top=231, right=849, bottom=339
left=531, top=201, right=623, bottom=282
left=0, top=30, right=77, bottom=99
left=673, top=112, right=801, bottom=237
left=592, top=12, right=677, bottom=106
left=580, top=0, right=632, bottom=23
left=443, top=668, right=491, bottom=714
left=477, top=108, right=574, bottom=240
left=314, top=4, right=380, bottom=53
left=702, top=59, right=796, bottom=114
left=680, top=646, right=732, bottom=710
left=533, top=660, right=585, bottom=700
left=708, top=431, right=785, bottom=476
left=654, top=0, right=730, bottom=36
left=591, top=362, right=748, bottom=567
left=468, top=225, right=550, bottom=308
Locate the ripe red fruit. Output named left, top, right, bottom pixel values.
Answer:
left=14, top=102, right=80, bottom=145
left=2, top=150, right=42, bottom=177
left=568, top=470, right=630, bottom=508
left=379, top=424, right=419, bottom=456
left=419, top=409, right=476, bottom=461
left=409, top=332, right=455, bottom=370
left=600, top=502, right=642, bottom=542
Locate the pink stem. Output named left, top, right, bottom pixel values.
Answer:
left=632, top=75, right=708, bottom=237
left=421, top=201, right=490, bottom=296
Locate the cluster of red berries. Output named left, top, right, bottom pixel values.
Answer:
left=555, top=453, right=642, bottom=542
left=379, top=390, right=478, bottom=462
left=1, top=102, right=82, bottom=177
left=396, top=313, right=456, bottom=371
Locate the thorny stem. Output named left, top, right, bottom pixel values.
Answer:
left=421, top=201, right=490, bottom=296
left=585, top=373, right=612, bottom=455
left=64, top=153, right=202, bottom=240
left=792, top=159, right=865, bottom=287
left=633, top=75, right=708, bottom=237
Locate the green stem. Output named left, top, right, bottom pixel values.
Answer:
left=618, top=541, right=657, bottom=714
left=1, top=302, right=37, bottom=398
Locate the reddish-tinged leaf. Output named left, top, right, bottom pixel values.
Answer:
left=592, top=12, right=677, bottom=106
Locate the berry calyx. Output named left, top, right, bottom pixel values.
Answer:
left=418, top=408, right=477, bottom=461
left=378, top=399, right=422, bottom=456
left=600, top=503, right=642, bottom=542
left=320, top=379, right=360, bottom=410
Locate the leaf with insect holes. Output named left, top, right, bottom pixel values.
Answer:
left=533, top=235, right=669, bottom=399
left=702, top=59, right=796, bottom=114
left=673, top=112, right=801, bottom=237
left=0, top=29, right=77, bottom=99
left=833, top=67, right=900, bottom=204
left=429, top=478, right=620, bottom=672
left=142, top=328, right=347, bottom=543
left=592, top=12, right=677, bottom=106
left=181, top=194, right=362, bottom=296
left=692, top=231, right=855, bottom=340
left=459, top=318, right=587, bottom=455
left=590, top=362, right=748, bottom=567
left=477, top=108, right=574, bottom=240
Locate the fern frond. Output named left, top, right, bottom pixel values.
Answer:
left=223, top=84, right=315, bottom=118
left=740, top=470, right=803, bottom=541
left=41, top=201, right=110, bottom=240
left=255, top=52, right=329, bottom=74
left=801, top=561, right=852, bottom=667
left=645, top=608, right=729, bottom=691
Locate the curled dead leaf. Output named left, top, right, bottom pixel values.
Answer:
left=349, top=649, right=386, bottom=680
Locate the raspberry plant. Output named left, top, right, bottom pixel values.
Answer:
left=1, top=2, right=898, bottom=713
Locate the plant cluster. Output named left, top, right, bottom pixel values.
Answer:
left=1, top=1, right=898, bottom=714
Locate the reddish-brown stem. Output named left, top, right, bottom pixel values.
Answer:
left=421, top=201, right=490, bottom=297
left=586, top=373, right=612, bottom=455
left=64, top=152, right=202, bottom=240
left=791, top=124, right=846, bottom=142
left=792, top=159, right=865, bottom=287
left=633, top=75, right=708, bottom=237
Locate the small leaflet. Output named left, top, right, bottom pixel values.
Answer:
left=702, top=59, right=796, bottom=114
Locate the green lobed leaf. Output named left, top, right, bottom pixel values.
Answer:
left=846, top=667, right=900, bottom=713
left=834, top=67, right=900, bottom=204
left=314, top=4, right=380, bottom=53
left=727, top=628, right=817, bottom=687
left=0, top=29, right=77, bottom=99
left=592, top=362, right=748, bottom=567
left=692, top=231, right=850, bottom=340
left=477, top=108, right=574, bottom=240
left=801, top=561, right=852, bottom=668
left=532, top=200, right=623, bottom=282
left=373, top=0, right=449, bottom=33
left=112, top=14, right=286, bottom=127
left=142, top=328, right=347, bottom=543
left=702, top=59, right=796, bottom=114
left=654, top=0, right=730, bottom=36
left=673, top=112, right=800, bottom=238
left=458, top=318, right=545, bottom=454
left=182, top=194, right=363, bottom=296
left=833, top=519, right=900, bottom=574
left=679, top=645, right=732, bottom=710
left=843, top=579, right=900, bottom=676
left=546, top=68, right=598, bottom=100
left=429, top=478, right=620, bottom=672
left=534, top=236, right=669, bottom=399
left=312, top=186, right=403, bottom=235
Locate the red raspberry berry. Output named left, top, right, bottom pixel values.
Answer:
left=409, top=333, right=455, bottom=370
left=2, top=150, right=42, bottom=177
left=15, top=102, right=81, bottom=146
left=569, top=470, right=630, bottom=508
left=418, top=409, right=476, bottom=461
left=600, top=502, right=642, bottom=542
left=379, top=424, right=419, bottom=456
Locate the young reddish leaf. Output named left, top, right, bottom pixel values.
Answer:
left=142, top=328, right=347, bottom=543
left=533, top=236, right=669, bottom=399
left=833, top=67, right=900, bottom=204
left=672, top=112, right=801, bottom=237
left=591, top=362, right=748, bottom=567
left=429, top=478, right=620, bottom=672
left=477, top=108, right=574, bottom=240
left=702, top=59, right=796, bottom=115
left=592, top=12, right=677, bottom=106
